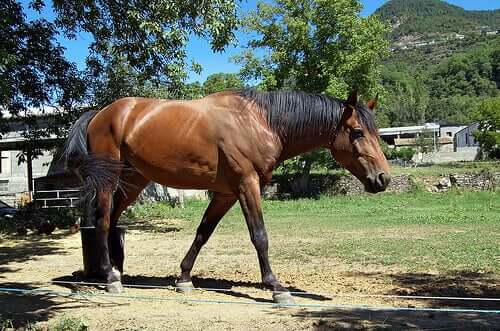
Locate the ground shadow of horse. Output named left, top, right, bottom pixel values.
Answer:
left=290, top=308, right=499, bottom=330
left=346, top=270, right=500, bottom=309
left=52, top=273, right=330, bottom=303
left=119, top=217, right=181, bottom=233
left=289, top=270, right=499, bottom=330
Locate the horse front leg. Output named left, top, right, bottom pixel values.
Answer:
left=238, top=174, right=294, bottom=305
left=95, top=191, right=122, bottom=293
left=177, top=193, right=237, bottom=291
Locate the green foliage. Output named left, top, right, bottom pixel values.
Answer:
left=375, top=0, right=500, bottom=127
left=53, top=0, right=238, bottom=98
left=427, top=50, right=499, bottom=99
left=49, top=316, right=89, bottom=331
left=381, top=137, right=415, bottom=162
left=380, top=37, right=500, bottom=126
left=386, top=147, right=415, bottom=162
left=1, top=0, right=239, bottom=147
left=276, top=149, right=339, bottom=174
left=0, top=0, right=86, bottom=139
left=236, top=0, right=389, bottom=174
left=0, top=203, right=79, bottom=234
left=379, top=66, right=429, bottom=126
left=376, top=0, right=500, bottom=40
left=236, top=0, right=389, bottom=97
left=202, top=73, right=244, bottom=95
left=473, top=97, right=500, bottom=158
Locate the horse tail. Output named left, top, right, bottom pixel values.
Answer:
left=63, top=110, right=99, bottom=170
left=63, top=110, right=124, bottom=203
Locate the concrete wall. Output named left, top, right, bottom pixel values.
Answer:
left=0, top=150, right=54, bottom=205
left=412, top=147, right=480, bottom=163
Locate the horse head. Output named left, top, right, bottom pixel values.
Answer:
left=329, top=89, right=391, bottom=193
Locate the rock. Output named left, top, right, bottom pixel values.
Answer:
left=438, top=177, right=451, bottom=189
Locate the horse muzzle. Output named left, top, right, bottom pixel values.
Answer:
left=365, top=172, right=391, bottom=193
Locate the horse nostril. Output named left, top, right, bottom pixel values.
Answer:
left=378, top=172, right=391, bottom=188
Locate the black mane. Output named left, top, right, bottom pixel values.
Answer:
left=237, top=89, right=377, bottom=140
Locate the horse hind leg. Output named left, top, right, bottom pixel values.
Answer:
left=94, top=189, right=123, bottom=293
left=108, top=170, right=149, bottom=273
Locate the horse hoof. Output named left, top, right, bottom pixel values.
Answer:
left=273, top=292, right=295, bottom=306
left=175, top=281, right=194, bottom=293
left=106, top=281, right=123, bottom=294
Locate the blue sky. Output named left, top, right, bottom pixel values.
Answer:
left=22, top=0, right=500, bottom=83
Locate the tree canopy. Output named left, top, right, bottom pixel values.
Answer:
left=236, top=0, right=389, bottom=98
left=473, top=97, right=500, bottom=159
left=202, top=73, right=244, bottom=95
left=1, top=0, right=240, bottom=138
left=0, top=0, right=85, bottom=139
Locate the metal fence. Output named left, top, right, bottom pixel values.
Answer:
left=33, top=189, right=80, bottom=208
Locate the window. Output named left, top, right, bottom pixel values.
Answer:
left=446, top=132, right=452, bottom=137
left=0, top=180, right=8, bottom=192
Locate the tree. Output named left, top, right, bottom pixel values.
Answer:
left=1, top=0, right=240, bottom=166
left=52, top=0, right=239, bottom=104
left=235, top=0, right=389, bottom=178
left=236, top=0, right=389, bottom=97
left=414, top=129, right=437, bottom=164
left=202, top=73, right=244, bottom=95
left=0, top=0, right=86, bottom=130
left=380, top=66, right=429, bottom=126
left=474, top=97, right=500, bottom=159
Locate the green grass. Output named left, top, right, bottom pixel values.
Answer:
left=125, top=190, right=500, bottom=273
left=0, top=316, right=88, bottom=331
left=390, top=161, right=500, bottom=177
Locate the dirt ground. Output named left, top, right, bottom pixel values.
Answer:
left=1, top=220, right=499, bottom=330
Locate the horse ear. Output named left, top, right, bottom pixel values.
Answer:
left=347, top=89, right=358, bottom=108
left=367, top=94, right=378, bottom=110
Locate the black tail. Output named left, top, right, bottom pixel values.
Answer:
left=63, top=110, right=124, bottom=203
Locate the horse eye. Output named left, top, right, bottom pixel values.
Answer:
left=352, top=128, right=364, bottom=140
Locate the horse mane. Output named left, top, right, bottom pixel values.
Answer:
left=236, top=89, right=377, bottom=140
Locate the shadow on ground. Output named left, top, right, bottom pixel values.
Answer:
left=0, top=282, right=106, bottom=328
left=291, top=308, right=499, bottom=330
left=345, top=270, right=500, bottom=309
left=290, top=270, right=499, bottom=330
left=53, top=273, right=330, bottom=304
left=119, top=218, right=182, bottom=233
left=0, top=234, right=69, bottom=277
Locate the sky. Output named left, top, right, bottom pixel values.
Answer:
left=22, top=0, right=500, bottom=83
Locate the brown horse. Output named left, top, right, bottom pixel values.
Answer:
left=63, top=89, right=390, bottom=304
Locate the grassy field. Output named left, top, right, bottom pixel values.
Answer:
left=124, top=190, right=500, bottom=274
left=389, top=160, right=500, bottom=176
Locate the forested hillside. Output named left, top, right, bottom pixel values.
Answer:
left=376, top=0, right=500, bottom=40
left=375, top=0, right=500, bottom=127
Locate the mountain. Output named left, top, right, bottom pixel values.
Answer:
left=373, top=1, right=500, bottom=127
left=375, top=0, right=500, bottom=41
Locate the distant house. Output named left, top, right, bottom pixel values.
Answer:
left=379, top=122, right=480, bottom=163
left=0, top=119, right=62, bottom=206
left=453, top=122, right=480, bottom=150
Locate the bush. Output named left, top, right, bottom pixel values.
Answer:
left=382, top=142, right=415, bottom=162
left=0, top=203, right=80, bottom=235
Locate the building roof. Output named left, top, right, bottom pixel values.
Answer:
left=379, top=123, right=440, bottom=136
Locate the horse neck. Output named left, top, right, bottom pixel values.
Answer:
left=277, top=131, right=331, bottom=162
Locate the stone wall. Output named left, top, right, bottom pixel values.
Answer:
left=263, top=171, right=499, bottom=198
